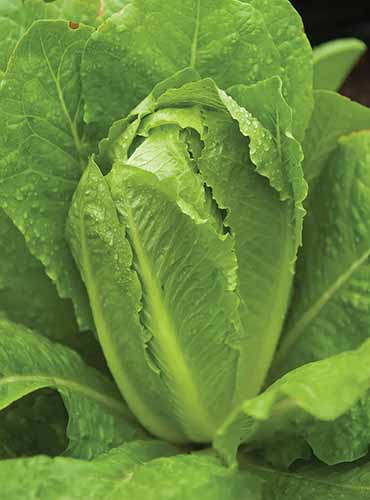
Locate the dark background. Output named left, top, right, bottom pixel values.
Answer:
left=291, top=1, right=370, bottom=106
left=292, top=1, right=370, bottom=45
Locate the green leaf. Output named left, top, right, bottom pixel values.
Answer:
left=0, top=0, right=101, bottom=73
left=248, top=459, right=370, bottom=500
left=269, top=131, right=370, bottom=464
left=73, top=72, right=307, bottom=441
left=69, top=69, right=308, bottom=441
left=199, top=79, right=305, bottom=398
left=68, top=157, right=241, bottom=443
left=0, top=209, right=77, bottom=341
left=214, top=338, right=370, bottom=466
left=273, top=132, right=370, bottom=374
left=154, top=76, right=306, bottom=397
left=313, top=38, right=367, bottom=91
left=0, top=3, right=20, bottom=74
left=0, top=447, right=262, bottom=500
left=0, top=20, right=94, bottom=330
left=41, top=0, right=101, bottom=24
left=241, top=0, right=313, bottom=140
left=67, top=157, right=187, bottom=444
left=302, top=90, right=370, bottom=182
left=82, top=0, right=312, bottom=139
left=0, top=440, right=179, bottom=500
left=108, top=453, right=263, bottom=500
left=0, top=316, right=142, bottom=459
left=0, top=202, right=108, bottom=370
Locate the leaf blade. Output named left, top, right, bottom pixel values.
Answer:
left=214, top=338, right=370, bottom=466
left=313, top=38, right=367, bottom=91
left=0, top=316, right=141, bottom=459
left=0, top=20, right=94, bottom=330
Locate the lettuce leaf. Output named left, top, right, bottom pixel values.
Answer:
left=82, top=0, right=312, bottom=139
left=0, top=316, right=142, bottom=459
left=249, top=458, right=370, bottom=500
left=313, top=38, right=366, bottom=91
left=0, top=20, right=93, bottom=330
left=0, top=0, right=101, bottom=74
left=0, top=444, right=262, bottom=500
left=214, top=338, right=370, bottom=466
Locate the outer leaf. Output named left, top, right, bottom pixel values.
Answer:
left=242, top=0, right=313, bottom=140
left=0, top=448, right=262, bottom=500
left=0, top=208, right=106, bottom=372
left=302, top=90, right=370, bottom=182
left=0, top=20, right=93, bottom=330
left=248, top=459, right=370, bottom=500
left=214, top=338, right=370, bottom=466
left=0, top=440, right=179, bottom=500
left=0, top=210, right=77, bottom=341
left=0, top=316, right=142, bottom=459
left=43, top=0, right=101, bottom=24
left=313, top=38, right=366, bottom=91
left=108, top=453, right=262, bottom=500
left=0, top=1, right=20, bottom=74
left=82, top=0, right=312, bottom=139
left=67, top=157, right=186, bottom=444
left=0, top=0, right=100, bottom=73
left=273, top=132, right=370, bottom=374
left=269, top=132, right=370, bottom=464
left=67, top=157, right=240, bottom=443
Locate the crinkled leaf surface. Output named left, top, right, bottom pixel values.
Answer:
left=241, top=0, right=313, bottom=140
left=0, top=210, right=77, bottom=341
left=109, top=453, right=262, bottom=500
left=248, top=459, right=370, bottom=500
left=152, top=77, right=305, bottom=398
left=0, top=209, right=109, bottom=368
left=273, top=132, right=370, bottom=374
left=0, top=440, right=179, bottom=500
left=82, top=0, right=312, bottom=139
left=0, top=446, right=262, bottom=500
left=69, top=72, right=306, bottom=442
left=269, top=132, right=370, bottom=464
left=0, top=20, right=93, bottom=330
left=0, top=0, right=100, bottom=73
left=68, top=157, right=240, bottom=443
left=214, top=338, right=370, bottom=466
left=313, top=38, right=366, bottom=91
left=0, top=316, right=142, bottom=459
left=197, top=78, right=305, bottom=398
left=302, top=90, right=370, bottom=182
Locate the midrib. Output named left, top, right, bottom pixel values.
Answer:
left=127, top=208, right=215, bottom=441
left=274, top=248, right=370, bottom=368
left=39, top=31, right=83, bottom=170
left=78, top=208, right=183, bottom=442
left=0, top=374, right=127, bottom=416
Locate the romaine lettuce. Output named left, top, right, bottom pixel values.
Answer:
left=0, top=0, right=370, bottom=498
